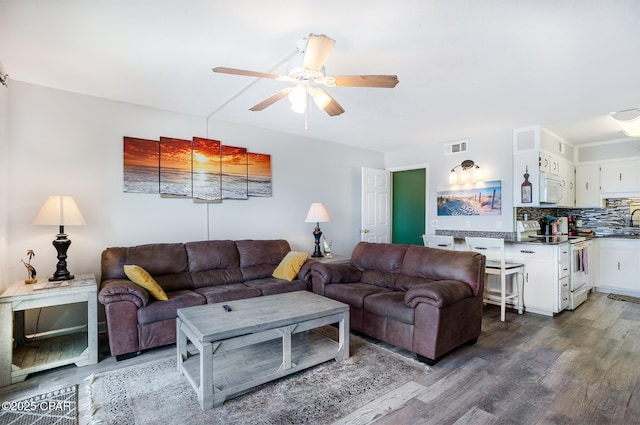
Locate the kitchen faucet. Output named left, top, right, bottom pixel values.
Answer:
left=631, top=209, right=640, bottom=227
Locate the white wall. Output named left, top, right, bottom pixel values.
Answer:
left=204, top=119, right=379, bottom=256
left=4, top=81, right=384, bottom=290
left=385, top=130, right=515, bottom=233
left=0, top=80, right=8, bottom=288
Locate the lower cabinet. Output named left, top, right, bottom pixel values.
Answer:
left=597, top=238, right=640, bottom=295
left=506, top=243, right=568, bottom=316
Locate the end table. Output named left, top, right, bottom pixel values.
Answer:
left=310, top=254, right=350, bottom=264
left=0, top=274, right=98, bottom=387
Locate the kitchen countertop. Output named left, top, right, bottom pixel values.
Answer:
left=436, top=229, right=640, bottom=243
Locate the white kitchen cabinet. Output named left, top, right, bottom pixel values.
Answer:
left=600, top=161, right=640, bottom=194
left=575, top=164, right=601, bottom=207
left=558, top=244, right=570, bottom=311
left=506, top=243, right=567, bottom=316
left=597, top=238, right=640, bottom=296
left=549, top=155, right=560, bottom=176
left=513, top=125, right=574, bottom=207
left=557, top=157, right=575, bottom=207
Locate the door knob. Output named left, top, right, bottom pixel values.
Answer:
left=362, top=229, right=370, bottom=233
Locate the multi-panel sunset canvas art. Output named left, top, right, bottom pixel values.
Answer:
left=123, top=136, right=272, bottom=202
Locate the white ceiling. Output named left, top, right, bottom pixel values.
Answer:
left=1, top=0, right=639, bottom=152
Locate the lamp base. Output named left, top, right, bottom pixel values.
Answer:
left=311, top=226, right=324, bottom=258
left=49, top=233, right=75, bottom=281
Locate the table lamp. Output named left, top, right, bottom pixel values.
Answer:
left=33, top=195, right=86, bottom=281
left=305, top=203, right=331, bottom=257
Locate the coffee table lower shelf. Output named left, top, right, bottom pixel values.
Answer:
left=178, top=328, right=345, bottom=409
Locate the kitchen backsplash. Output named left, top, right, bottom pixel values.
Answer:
left=516, top=198, right=640, bottom=235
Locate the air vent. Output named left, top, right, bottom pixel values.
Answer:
left=444, top=140, right=468, bottom=156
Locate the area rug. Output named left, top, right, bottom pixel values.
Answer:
left=608, top=293, right=640, bottom=304
left=0, top=384, right=77, bottom=425
left=84, top=329, right=429, bottom=425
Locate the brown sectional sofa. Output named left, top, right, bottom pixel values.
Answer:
left=310, top=241, right=486, bottom=364
left=98, top=239, right=312, bottom=360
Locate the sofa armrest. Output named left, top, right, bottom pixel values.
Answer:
left=98, top=278, right=150, bottom=308
left=404, top=280, right=474, bottom=309
left=310, top=263, right=362, bottom=295
left=311, top=263, right=362, bottom=284
left=297, top=260, right=315, bottom=284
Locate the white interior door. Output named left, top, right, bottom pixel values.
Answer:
left=361, top=167, right=390, bottom=243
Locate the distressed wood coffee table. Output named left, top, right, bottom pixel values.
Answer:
left=176, top=290, right=350, bottom=410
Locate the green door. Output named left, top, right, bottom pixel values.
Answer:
left=392, top=168, right=426, bottom=245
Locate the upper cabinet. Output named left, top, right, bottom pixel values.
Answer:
left=600, top=161, right=640, bottom=195
left=557, top=158, right=575, bottom=207
left=575, top=164, right=600, bottom=207
left=513, top=126, right=574, bottom=207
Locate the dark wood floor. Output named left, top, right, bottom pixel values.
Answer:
left=2, top=291, right=639, bottom=424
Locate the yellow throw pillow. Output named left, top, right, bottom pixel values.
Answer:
left=272, top=251, right=310, bottom=281
left=123, top=265, right=169, bottom=301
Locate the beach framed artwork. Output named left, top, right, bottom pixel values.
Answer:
left=192, top=137, right=222, bottom=202
left=123, top=137, right=159, bottom=194
left=248, top=153, right=272, bottom=197
left=221, top=145, right=248, bottom=200
left=160, top=137, right=193, bottom=198
left=437, top=180, right=502, bottom=216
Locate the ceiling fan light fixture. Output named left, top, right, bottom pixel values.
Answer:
left=610, top=108, right=640, bottom=137
left=288, top=85, right=307, bottom=114
left=312, top=88, right=331, bottom=110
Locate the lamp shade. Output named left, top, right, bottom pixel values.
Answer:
left=33, top=196, right=86, bottom=226
left=305, top=203, right=331, bottom=223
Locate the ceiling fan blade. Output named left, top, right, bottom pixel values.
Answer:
left=302, top=34, right=336, bottom=72
left=213, top=66, right=281, bottom=80
left=323, top=94, right=345, bottom=117
left=333, top=75, right=399, bottom=88
left=249, top=90, right=289, bottom=111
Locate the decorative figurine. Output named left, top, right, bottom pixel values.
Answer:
left=21, top=249, right=37, bottom=284
left=323, top=236, right=333, bottom=258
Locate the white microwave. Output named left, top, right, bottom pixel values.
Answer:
left=539, top=172, right=563, bottom=203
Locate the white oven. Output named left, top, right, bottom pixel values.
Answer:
left=567, top=239, right=590, bottom=310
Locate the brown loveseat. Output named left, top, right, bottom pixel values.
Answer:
left=98, top=239, right=312, bottom=360
left=310, top=242, right=485, bottom=364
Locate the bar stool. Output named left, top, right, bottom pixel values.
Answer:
left=422, top=234, right=455, bottom=250
left=465, top=237, right=524, bottom=322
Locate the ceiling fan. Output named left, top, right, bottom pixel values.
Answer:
left=212, top=34, right=399, bottom=117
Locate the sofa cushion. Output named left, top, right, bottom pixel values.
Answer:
left=236, top=239, right=291, bottom=267
left=364, top=291, right=415, bottom=325
left=400, top=246, right=485, bottom=296
left=194, top=283, right=262, bottom=303
left=101, top=243, right=194, bottom=292
left=127, top=243, right=189, bottom=275
left=244, top=278, right=306, bottom=295
left=272, top=251, right=309, bottom=281
left=123, top=265, right=168, bottom=301
left=324, top=282, right=393, bottom=310
left=236, top=240, right=292, bottom=281
left=351, top=242, right=408, bottom=288
left=137, top=290, right=205, bottom=325
left=185, top=240, right=240, bottom=271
